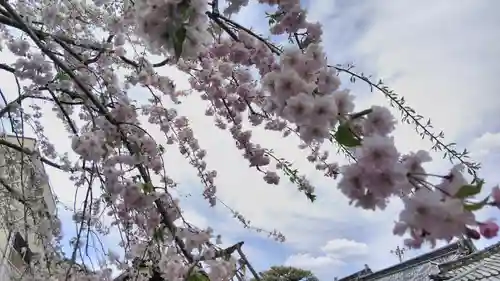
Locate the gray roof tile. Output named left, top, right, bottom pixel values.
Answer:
left=336, top=239, right=476, bottom=281
left=431, top=241, right=500, bottom=281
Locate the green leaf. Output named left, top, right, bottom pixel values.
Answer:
left=464, top=196, right=489, bottom=211
left=177, top=0, right=193, bottom=21
left=153, top=227, right=164, bottom=242
left=188, top=272, right=210, bottom=281
left=455, top=180, right=484, bottom=199
left=306, top=192, right=316, bottom=203
left=142, top=182, right=154, bottom=193
left=173, top=26, right=187, bottom=60
left=334, top=123, right=361, bottom=147
left=55, top=71, right=70, bottom=81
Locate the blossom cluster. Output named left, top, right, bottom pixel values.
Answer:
left=214, top=0, right=499, bottom=248
left=161, top=0, right=500, bottom=252
left=262, top=45, right=350, bottom=144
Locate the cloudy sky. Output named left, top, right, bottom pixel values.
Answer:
left=1, top=0, right=500, bottom=280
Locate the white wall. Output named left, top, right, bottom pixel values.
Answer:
left=0, top=225, right=11, bottom=280
left=0, top=135, right=57, bottom=280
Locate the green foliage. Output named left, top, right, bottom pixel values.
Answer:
left=252, top=266, right=319, bottom=281
left=464, top=196, right=489, bottom=211
left=178, top=1, right=193, bottom=20
left=55, top=71, right=70, bottom=81
left=273, top=155, right=316, bottom=202
left=455, top=179, right=489, bottom=211
left=173, top=26, right=187, bottom=60
left=153, top=227, right=165, bottom=243
left=455, top=179, right=484, bottom=199
left=169, top=0, right=194, bottom=60
left=334, top=123, right=361, bottom=147
left=142, top=182, right=154, bottom=193
left=188, top=272, right=210, bottom=281
left=265, top=11, right=284, bottom=25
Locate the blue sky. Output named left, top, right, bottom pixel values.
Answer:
left=1, top=1, right=500, bottom=280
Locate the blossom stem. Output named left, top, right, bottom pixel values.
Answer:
left=409, top=172, right=450, bottom=179
left=349, top=108, right=373, bottom=120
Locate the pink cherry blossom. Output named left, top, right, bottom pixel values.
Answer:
left=492, top=186, right=500, bottom=208
left=479, top=221, right=499, bottom=239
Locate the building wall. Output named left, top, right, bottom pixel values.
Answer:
left=0, top=226, right=11, bottom=279
left=0, top=135, right=57, bottom=280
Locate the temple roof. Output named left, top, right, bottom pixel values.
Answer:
left=337, top=239, right=476, bottom=281
left=430, top=241, right=500, bottom=281
left=335, top=265, right=372, bottom=281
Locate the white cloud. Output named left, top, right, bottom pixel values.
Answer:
left=321, top=239, right=368, bottom=258
left=352, top=0, right=500, bottom=142
left=285, top=253, right=343, bottom=269
left=175, top=206, right=210, bottom=230
left=469, top=132, right=500, bottom=158
left=284, top=239, right=368, bottom=272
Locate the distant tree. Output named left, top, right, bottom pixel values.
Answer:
left=253, top=266, right=319, bottom=281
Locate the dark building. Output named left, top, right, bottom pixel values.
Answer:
left=336, top=239, right=476, bottom=281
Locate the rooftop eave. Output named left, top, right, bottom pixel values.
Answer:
left=437, top=241, right=500, bottom=273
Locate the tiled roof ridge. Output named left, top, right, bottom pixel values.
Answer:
left=436, top=241, right=500, bottom=273
left=356, top=242, right=463, bottom=280
left=336, top=267, right=372, bottom=281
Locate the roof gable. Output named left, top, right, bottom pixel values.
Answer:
left=338, top=239, right=476, bottom=281
left=430, top=241, right=500, bottom=281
